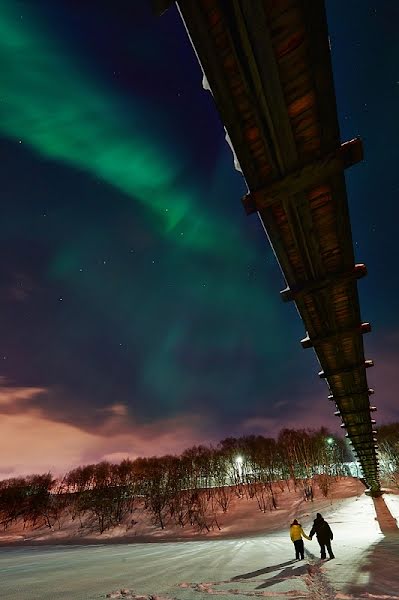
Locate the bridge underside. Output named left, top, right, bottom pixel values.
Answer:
left=156, top=0, right=380, bottom=492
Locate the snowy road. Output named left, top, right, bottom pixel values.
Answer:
left=1, top=494, right=398, bottom=600
left=0, top=536, right=329, bottom=600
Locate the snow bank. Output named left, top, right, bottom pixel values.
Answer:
left=382, top=492, right=399, bottom=528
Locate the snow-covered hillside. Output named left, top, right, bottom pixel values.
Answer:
left=0, top=477, right=398, bottom=600
left=0, top=477, right=370, bottom=544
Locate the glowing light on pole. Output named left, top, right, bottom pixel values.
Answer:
left=235, top=455, right=243, bottom=480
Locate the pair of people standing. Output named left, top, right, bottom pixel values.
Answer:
left=289, top=513, right=334, bottom=560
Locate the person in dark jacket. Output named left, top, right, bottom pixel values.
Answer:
left=309, top=513, right=335, bottom=559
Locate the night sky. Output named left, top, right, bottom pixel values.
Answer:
left=1, top=1, right=398, bottom=478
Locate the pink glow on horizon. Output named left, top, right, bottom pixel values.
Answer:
left=0, top=382, right=209, bottom=479
left=1, top=336, right=398, bottom=479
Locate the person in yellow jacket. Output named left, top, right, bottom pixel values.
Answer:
left=290, top=519, right=311, bottom=560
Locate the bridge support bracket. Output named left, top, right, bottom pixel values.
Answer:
left=319, top=359, right=373, bottom=379
left=242, top=137, right=363, bottom=215
left=301, top=321, right=371, bottom=349
left=280, top=263, right=367, bottom=303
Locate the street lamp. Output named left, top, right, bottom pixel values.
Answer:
left=235, top=455, right=243, bottom=480
left=326, top=437, right=336, bottom=475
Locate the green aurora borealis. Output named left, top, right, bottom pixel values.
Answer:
left=0, top=2, right=247, bottom=253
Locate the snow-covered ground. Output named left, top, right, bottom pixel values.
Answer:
left=382, top=492, right=399, bottom=528
left=0, top=478, right=398, bottom=600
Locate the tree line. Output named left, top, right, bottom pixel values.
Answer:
left=0, top=426, right=362, bottom=535
left=377, top=422, right=399, bottom=488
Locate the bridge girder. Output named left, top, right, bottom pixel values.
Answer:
left=158, top=0, right=380, bottom=491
